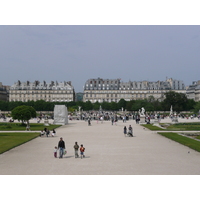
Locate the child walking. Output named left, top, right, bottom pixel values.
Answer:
left=80, top=144, right=85, bottom=159
left=54, top=146, right=58, bottom=158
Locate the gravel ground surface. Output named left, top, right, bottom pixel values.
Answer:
left=1, top=117, right=200, bottom=175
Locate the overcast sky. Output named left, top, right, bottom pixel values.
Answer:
left=1, top=25, right=200, bottom=92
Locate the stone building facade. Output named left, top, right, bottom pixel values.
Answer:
left=83, top=78, right=186, bottom=103
left=9, top=80, right=75, bottom=102
left=186, top=80, right=200, bottom=101
left=0, top=82, right=9, bottom=101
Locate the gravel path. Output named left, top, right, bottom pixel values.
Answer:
left=1, top=118, right=200, bottom=175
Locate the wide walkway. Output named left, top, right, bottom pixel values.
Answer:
left=1, top=117, right=200, bottom=175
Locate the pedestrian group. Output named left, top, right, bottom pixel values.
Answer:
left=54, top=137, right=86, bottom=159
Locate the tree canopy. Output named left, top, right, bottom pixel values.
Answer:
left=0, top=91, right=198, bottom=114
left=162, top=91, right=190, bottom=112
left=11, top=105, right=36, bottom=126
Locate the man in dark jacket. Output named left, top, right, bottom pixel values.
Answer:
left=58, top=137, right=65, bottom=158
left=74, top=142, right=79, bottom=158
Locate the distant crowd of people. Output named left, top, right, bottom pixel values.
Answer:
left=1, top=111, right=200, bottom=124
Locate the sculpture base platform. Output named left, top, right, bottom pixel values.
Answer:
left=140, top=115, right=146, bottom=124
left=53, top=105, right=68, bottom=125
left=44, top=120, right=49, bottom=126
left=172, top=117, right=179, bottom=124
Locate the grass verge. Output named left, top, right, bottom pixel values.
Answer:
left=142, top=124, right=164, bottom=130
left=142, top=122, right=200, bottom=131
left=0, top=122, right=61, bottom=131
left=165, top=123, right=200, bottom=131
left=157, top=132, right=200, bottom=152
left=196, top=135, right=200, bottom=140
left=0, top=132, right=40, bottom=154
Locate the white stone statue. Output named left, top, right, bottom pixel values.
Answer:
left=78, top=106, right=81, bottom=114
left=99, top=105, right=102, bottom=111
left=170, top=105, right=173, bottom=116
left=141, top=107, right=145, bottom=116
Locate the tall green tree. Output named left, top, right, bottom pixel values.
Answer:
left=110, top=102, right=118, bottom=111
left=11, top=105, right=36, bottom=127
left=101, top=101, right=110, bottom=110
left=93, top=101, right=101, bottom=110
left=193, top=101, right=200, bottom=114
left=84, top=101, right=93, bottom=111
left=34, top=100, right=46, bottom=111
left=126, top=100, right=135, bottom=111
left=162, top=91, right=189, bottom=112
left=131, top=100, right=146, bottom=111
left=118, top=99, right=127, bottom=110
left=0, top=101, right=9, bottom=111
left=185, top=99, right=196, bottom=111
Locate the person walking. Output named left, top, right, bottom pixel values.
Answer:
left=80, top=144, right=85, bottom=159
left=123, top=116, right=126, bottom=123
left=54, top=146, right=58, bottom=158
left=128, top=125, right=133, bottom=137
left=46, top=129, right=50, bottom=137
left=88, top=117, right=91, bottom=126
left=74, top=142, right=79, bottom=158
left=100, top=116, right=103, bottom=123
left=123, top=126, right=127, bottom=136
left=111, top=116, right=114, bottom=125
left=58, top=137, right=65, bottom=158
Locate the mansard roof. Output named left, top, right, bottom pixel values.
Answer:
left=10, top=80, right=74, bottom=90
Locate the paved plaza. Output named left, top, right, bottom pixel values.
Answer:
left=1, top=117, right=200, bottom=175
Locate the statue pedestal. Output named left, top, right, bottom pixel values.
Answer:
left=153, top=118, right=160, bottom=127
left=53, top=105, right=68, bottom=125
left=44, top=119, right=49, bottom=126
left=153, top=118, right=159, bottom=124
left=140, top=115, right=146, bottom=124
left=172, top=116, right=178, bottom=124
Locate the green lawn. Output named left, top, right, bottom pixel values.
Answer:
left=165, top=123, right=200, bottom=131
left=142, top=124, right=165, bottom=130
left=0, top=122, right=61, bottom=131
left=0, top=132, right=40, bottom=154
left=157, top=132, right=200, bottom=152
left=142, top=122, right=200, bottom=131
left=196, top=135, right=200, bottom=140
